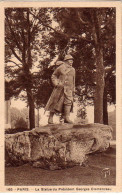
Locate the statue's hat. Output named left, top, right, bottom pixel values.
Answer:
left=64, top=54, right=73, bottom=61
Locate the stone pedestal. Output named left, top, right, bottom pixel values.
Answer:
left=5, top=123, right=113, bottom=169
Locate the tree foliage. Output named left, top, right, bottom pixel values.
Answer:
left=5, top=8, right=57, bottom=129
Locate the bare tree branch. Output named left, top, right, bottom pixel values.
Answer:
left=6, top=60, right=22, bottom=68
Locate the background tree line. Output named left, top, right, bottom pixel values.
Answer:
left=5, top=7, right=116, bottom=129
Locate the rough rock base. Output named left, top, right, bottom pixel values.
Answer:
left=5, top=123, right=112, bottom=170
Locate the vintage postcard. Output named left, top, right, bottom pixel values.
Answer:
left=0, top=0, right=122, bottom=193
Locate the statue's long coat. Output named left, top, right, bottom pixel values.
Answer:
left=45, top=63, right=75, bottom=113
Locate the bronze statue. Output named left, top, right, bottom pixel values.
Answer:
left=45, top=54, right=75, bottom=124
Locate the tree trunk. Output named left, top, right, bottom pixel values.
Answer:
left=27, top=89, right=35, bottom=130
left=29, top=101, right=35, bottom=130
left=26, top=10, right=35, bottom=130
left=94, top=47, right=105, bottom=124
left=91, top=10, right=105, bottom=124
left=103, top=86, right=108, bottom=124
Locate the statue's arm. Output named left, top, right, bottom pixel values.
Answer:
left=51, top=66, right=61, bottom=87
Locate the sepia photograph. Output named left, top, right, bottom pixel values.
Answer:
left=0, top=1, right=122, bottom=193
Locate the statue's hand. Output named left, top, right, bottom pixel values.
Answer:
left=57, top=81, right=64, bottom=88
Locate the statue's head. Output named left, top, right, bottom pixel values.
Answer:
left=64, top=54, right=73, bottom=66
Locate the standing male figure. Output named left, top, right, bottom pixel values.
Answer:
left=45, top=54, right=75, bottom=124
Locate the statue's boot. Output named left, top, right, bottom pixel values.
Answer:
left=48, top=112, right=54, bottom=124
left=64, top=105, right=73, bottom=124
